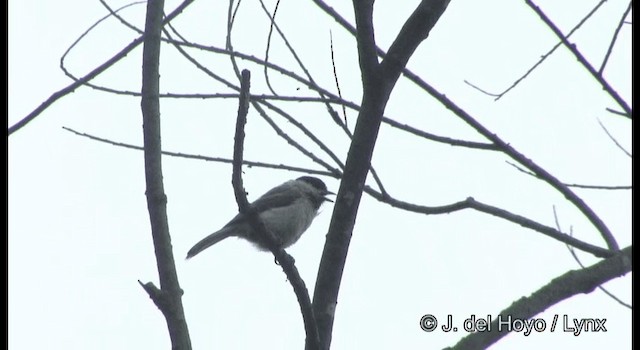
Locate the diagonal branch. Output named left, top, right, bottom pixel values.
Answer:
left=8, top=0, right=195, bottom=135
left=62, top=126, right=335, bottom=177
left=59, top=9, right=495, bottom=155
left=524, top=0, right=631, bottom=118
left=62, top=124, right=613, bottom=260
left=311, top=0, right=622, bottom=252
left=597, top=118, right=631, bottom=157
left=465, top=0, right=607, bottom=100
left=599, top=1, right=632, bottom=75
left=553, top=207, right=631, bottom=309
left=447, top=245, right=632, bottom=349
left=400, top=70, right=620, bottom=252
left=365, top=189, right=613, bottom=258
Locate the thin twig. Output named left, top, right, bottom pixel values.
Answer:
left=257, top=0, right=351, bottom=139
left=525, top=0, right=631, bottom=117
left=463, top=79, right=500, bottom=98
left=552, top=207, right=632, bottom=309
left=62, top=124, right=612, bottom=259
left=599, top=1, right=632, bottom=74
left=597, top=118, right=631, bottom=157
left=59, top=12, right=495, bottom=155
left=330, top=31, right=348, bottom=127
left=62, top=126, right=334, bottom=176
left=8, top=0, right=194, bottom=135
left=255, top=2, right=387, bottom=195
left=506, top=161, right=631, bottom=190
left=97, top=0, right=146, bottom=34
left=382, top=117, right=498, bottom=150
left=312, top=0, right=621, bottom=251
left=262, top=0, right=281, bottom=96
left=164, top=22, right=342, bottom=177
left=466, top=0, right=607, bottom=100
left=606, top=107, right=629, bottom=117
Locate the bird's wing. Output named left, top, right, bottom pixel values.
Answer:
left=223, top=181, right=300, bottom=227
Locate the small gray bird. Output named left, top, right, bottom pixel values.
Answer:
left=186, top=176, right=333, bottom=259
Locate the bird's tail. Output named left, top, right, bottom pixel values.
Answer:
left=186, top=227, right=235, bottom=259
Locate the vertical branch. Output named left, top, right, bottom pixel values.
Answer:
left=231, top=70, right=320, bottom=350
left=312, top=1, right=450, bottom=349
left=231, top=70, right=252, bottom=205
left=312, top=3, right=379, bottom=348
left=139, top=0, right=191, bottom=349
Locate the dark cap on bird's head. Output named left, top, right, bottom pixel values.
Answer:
left=297, top=176, right=334, bottom=202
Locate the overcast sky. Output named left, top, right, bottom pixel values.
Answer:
left=9, top=0, right=631, bottom=349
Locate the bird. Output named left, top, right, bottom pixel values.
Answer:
left=186, top=176, right=333, bottom=259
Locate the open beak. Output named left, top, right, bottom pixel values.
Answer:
left=324, top=190, right=336, bottom=203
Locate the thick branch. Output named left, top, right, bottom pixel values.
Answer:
left=447, top=245, right=632, bottom=350
left=312, top=2, right=450, bottom=349
left=352, top=0, right=378, bottom=82
left=380, top=0, right=450, bottom=83
left=312, top=0, right=620, bottom=252
left=139, top=0, right=191, bottom=349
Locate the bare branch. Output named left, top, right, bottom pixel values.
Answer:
left=524, top=0, right=631, bottom=118
left=352, top=0, right=378, bottom=82
left=447, top=246, right=631, bottom=349
left=382, top=117, right=498, bottom=150
left=553, top=207, right=632, bottom=309
left=8, top=0, right=194, bottom=135
left=230, top=70, right=320, bottom=350
left=64, top=124, right=610, bottom=259
left=261, top=0, right=281, bottom=96
left=63, top=121, right=615, bottom=260
left=257, top=1, right=351, bottom=138
left=597, top=118, right=631, bottom=157
left=58, top=10, right=495, bottom=155
left=465, top=0, right=607, bottom=100
left=312, top=3, right=454, bottom=349
left=606, top=107, right=630, bottom=117
left=61, top=126, right=335, bottom=177
left=97, top=0, right=146, bottom=34
left=506, top=161, right=631, bottom=190
left=284, top=0, right=622, bottom=252
left=330, top=31, right=349, bottom=127
left=366, top=188, right=613, bottom=258
left=138, top=280, right=169, bottom=311
left=599, top=1, right=632, bottom=74
left=380, top=0, right=451, bottom=84
left=139, top=0, right=191, bottom=348
left=231, top=70, right=252, bottom=196
left=162, top=29, right=344, bottom=180
left=403, top=70, right=620, bottom=251
left=463, top=79, right=501, bottom=98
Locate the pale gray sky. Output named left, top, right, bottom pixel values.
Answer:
left=9, top=0, right=631, bottom=349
